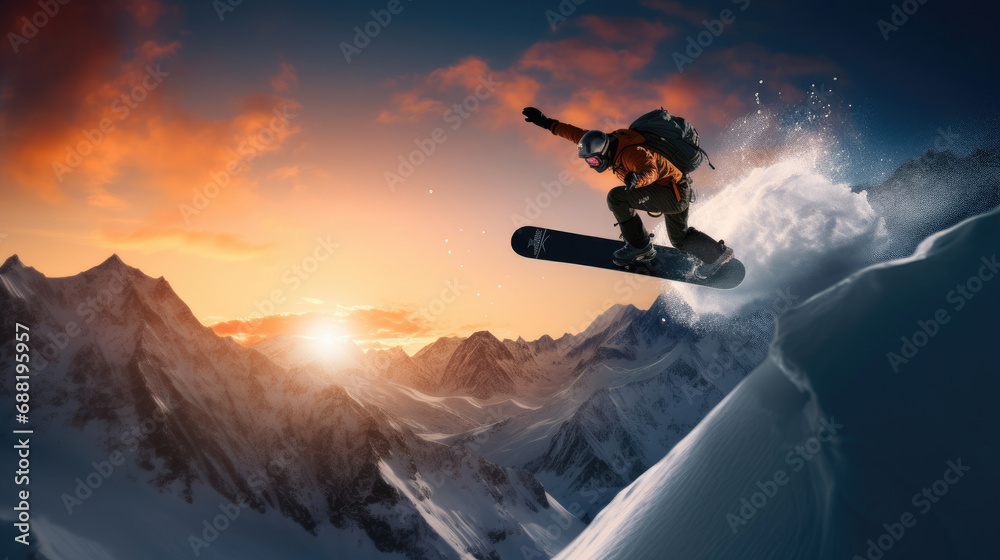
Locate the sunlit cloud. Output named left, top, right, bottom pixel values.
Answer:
left=86, top=187, right=131, bottom=210
left=95, top=226, right=271, bottom=260
left=0, top=0, right=304, bottom=252
left=376, top=14, right=840, bottom=192
left=270, top=61, right=299, bottom=94
left=210, top=306, right=441, bottom=348
left=122, top=0, right=166, bottom=27
left=269, top=165, right=301, bottom=180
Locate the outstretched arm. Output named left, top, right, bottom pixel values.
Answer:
left=550, top=121, right=587, bottom=144
left=522, top=107, right=586, bottom=144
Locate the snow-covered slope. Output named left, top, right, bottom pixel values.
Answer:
left=460, top=295, right=773, bottom=521
left=366, top=345, right=442, bottom=391
left=412, top=336, right=465, bottom=386
left=525, top=321, right=769, bottom=521
left=554, top=206, right=1000, bottom=560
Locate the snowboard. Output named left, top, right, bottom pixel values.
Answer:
left=511, top=226, right=745, bottom=289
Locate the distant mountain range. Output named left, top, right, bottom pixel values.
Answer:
left=858, top=147, right=1000, bottom=257
left=0, top=249, right=775, bottom=559
left=2, top=146, right=997, bottom=559
left=0, top=255, right=587, bottom=559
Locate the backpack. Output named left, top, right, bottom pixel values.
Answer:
left=628, top=108, right=714, bottom=175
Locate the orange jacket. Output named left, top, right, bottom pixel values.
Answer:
left=549, top=121, right=685, bottom=201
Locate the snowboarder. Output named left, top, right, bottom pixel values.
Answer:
left=521, top=107, right=733, bottom=275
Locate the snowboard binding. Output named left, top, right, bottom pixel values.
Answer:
left=687, top=246, right=735, bottom=280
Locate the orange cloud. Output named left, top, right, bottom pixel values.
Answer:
left=377, top=15, right=838, bottom=158
left=375, top=55, right=538, bottom=129
left=95, top=226, right=271, bottom=260
left=270, top=61, right=299, bottom=93
left=269, top=165, right=300, bottom=180
left=86, top=187, right=131, bottom=210
left=123, top=0, right=166, bottom=27
left=376, top=89, right=447, bottom=123
left=577, top=15, right=674, bottom=49
left=374, top=14, right=841, bottom=193
left=211, top=306, right=433, bottom=347
left=0, top=0, right=303, bottom=257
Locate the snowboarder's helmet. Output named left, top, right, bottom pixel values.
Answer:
left=578, top=130, right=611, bottom=172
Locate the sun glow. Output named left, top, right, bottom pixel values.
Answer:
left=308, top=324, right=344, bottom=353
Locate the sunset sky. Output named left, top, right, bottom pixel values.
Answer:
left=2, top=0, right=996, bottom=353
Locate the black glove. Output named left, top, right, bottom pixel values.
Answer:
left=522, top=107, right=555, bottom=130
left=624, top=171, right=640, bottom=191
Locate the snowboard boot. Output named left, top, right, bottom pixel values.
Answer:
left=613, top=215, right=656, bottom=266
left=675, top=227, right=734, bottom=279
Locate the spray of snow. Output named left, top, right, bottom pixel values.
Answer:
left=653, top=113, right=887, bottom=315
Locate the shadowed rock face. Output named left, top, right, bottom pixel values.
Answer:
left=441, top=331, right=524, bottom=399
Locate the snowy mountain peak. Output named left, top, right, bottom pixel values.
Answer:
left=577, top=303, right=641, bottom=339
left=531, top=333, right=559, bottom=354
left=442, top=330, right=527, bottom=399
left=1, top=253, right=24, bottom=272
left=412, top=335, right=463, bottom=361
left=452, top=330, right=516, bottom=362
left=83, top=253, right=146, bottom=284
left=99, top=252, right=127, bottom=268
left=364, top=344, right=441, bottom=390
left=383, top=345, right=409, bottom=360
